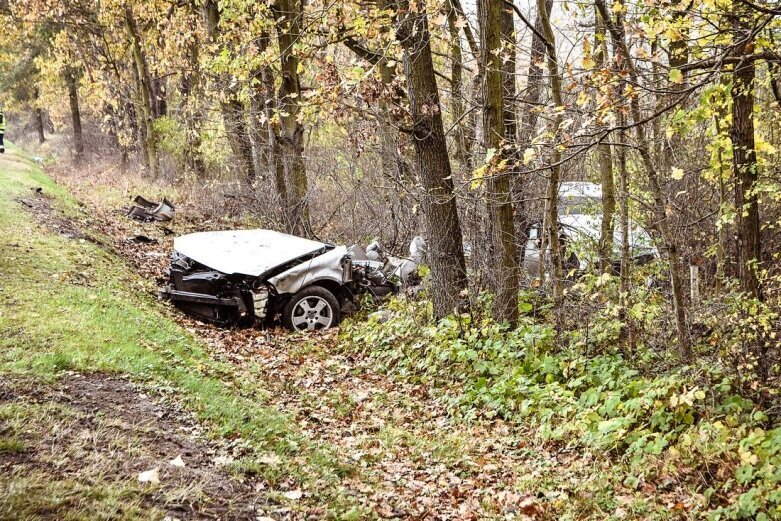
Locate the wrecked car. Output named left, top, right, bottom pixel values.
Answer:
left=160, top=229, right=423, bottom=331
left=523, top=182, right=658, bottom=276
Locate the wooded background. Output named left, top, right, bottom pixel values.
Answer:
left=2, top=0, right=779, bottom=376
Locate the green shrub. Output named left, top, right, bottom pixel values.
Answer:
left=341, top=297, right=781, bottom=519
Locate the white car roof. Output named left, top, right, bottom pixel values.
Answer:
left=559, top=181, right=602, bottom=199
left=174, top=229, right=331, bottom=277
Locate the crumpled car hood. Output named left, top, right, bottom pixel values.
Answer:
left=173, top=229, right=332, bottom=277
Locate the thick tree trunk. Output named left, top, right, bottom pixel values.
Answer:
left=396, top=0, right=470, bottom=318
left=274, top=0, right=310, bottom=236
left=251, top=31, right=293, bottom=229
left=481, top=0, right=520, bottom=325
left=124, top=5, right=158, bottom=178
left=180, top=25, right=205, bottom=178
left=64, top=68, right=84, bottom=165
left=204, top=0, right=258, bottom=186
left=223, top=99, right=258, bottom=184
left=731, top=18, right=762, bottom=300
left=513, top=0, right=552, bottom=263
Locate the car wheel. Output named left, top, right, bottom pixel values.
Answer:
left=282, top=286, right=341, bottom=331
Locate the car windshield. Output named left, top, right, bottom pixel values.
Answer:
left=558, top=195, right=601, bottom=216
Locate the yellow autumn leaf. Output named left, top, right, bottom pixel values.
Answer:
left=523, top=148, right=536, bottom=165
left=671, top=167, right=684, bottom=180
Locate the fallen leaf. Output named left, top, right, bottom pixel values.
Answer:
left=283, top=489, right=303, bottom=500
left=213, top=455, right=234, bottom=466
left=169, top=455, right=185, bottom=468
left=258, top=454, right=281, bottom=465
left=138, top=467, right=160, bottom=484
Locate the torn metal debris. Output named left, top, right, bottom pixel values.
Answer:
left=127, top=196, right=175, bottom=222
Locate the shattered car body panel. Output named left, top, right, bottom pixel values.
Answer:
left=128, top=196, right=175, bottom=222
left=268, top=246, right=351, bottom=294
left=160, top=229, right=402, bottom=330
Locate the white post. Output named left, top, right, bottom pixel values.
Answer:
left=690, top=265, right=700, bottom=305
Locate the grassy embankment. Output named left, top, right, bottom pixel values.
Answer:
left=0, top=146, right=362, bottom=519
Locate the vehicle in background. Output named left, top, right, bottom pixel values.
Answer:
left=160, top=229, right=424, bottom=331
left=522, top=182, right=658, bottom=277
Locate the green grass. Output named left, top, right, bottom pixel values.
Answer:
left=0, top=147, right=364, bottom=518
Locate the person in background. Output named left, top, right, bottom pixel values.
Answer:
left=0, top=108, right=5, bottom=153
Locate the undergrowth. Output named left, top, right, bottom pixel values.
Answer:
left=341, top=297, right=781, bottom=519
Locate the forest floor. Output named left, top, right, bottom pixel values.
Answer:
left=0, top=147, right=683, bottom=520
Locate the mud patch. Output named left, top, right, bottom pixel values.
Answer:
left=0, top=373, right=260, bottom=520
left=15, top=187, right=95, bottom=242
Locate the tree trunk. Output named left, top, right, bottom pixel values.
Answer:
left=396, top=0, right=470, bottom=318
left=447, top=1, right=472, bottom=173
left=203, top=0, right=259, bottom=186
left=252, top=31, right=293, bottom=229
left=537, top=0, right=565, bottom=301
left=595, top=0, right=692, bottom=359
left=274, top=0, right=310, bottom=236
left=595, top=8, right=616, bottom=273
left=481, top=0, right=520, bottom=325
left=64, top=68, right=84, bottom=165
left=124, top=5, right=158, bottom=178
left=731, top=14, right=762, bottom=300
left=617, top=123, right=634, bottom=348
left=513, top=0, right=552, bottom=263
left=33, top=87, right=45, bottom=144
left=180, top=21, right=205, bottom=178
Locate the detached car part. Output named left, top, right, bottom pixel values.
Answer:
left=128, top=195, right=175, bottom=222
left=160, top=229, right=405, bottom=331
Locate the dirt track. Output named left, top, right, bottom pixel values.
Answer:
left=1, top=372, right=260, bottom=519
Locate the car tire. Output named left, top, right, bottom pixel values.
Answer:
left=281, top=286, right=341, bottom=331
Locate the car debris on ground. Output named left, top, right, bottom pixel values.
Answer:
left=159, top=229, right=425, bottom=331
left=127, top=195, right=175, bottom=222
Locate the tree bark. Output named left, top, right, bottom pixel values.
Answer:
left=396, top=0, right=470, bottom=318
left=274, top=0, right=311, bottom=236
left=204, top=0, right=259, bottom=186
left=537, top=0, right=565, bottom=301
left=124, top=5, right=159, bottom=178
left=595, top=0, right=692, bottom=359
left=251, top=30, right=293, bottom=229
left=180, top=16, right=206, bottom=178
left=447, top=1, right=472, bottom=172
left=594, top=8, right=616, bottom=273
left=731, top=13, right=762, bottom=300
left=513, top=0, right=552, bottom=263
left=481, top=0, right=520, bottom=325
left=64, top=68, right=84, bottom=165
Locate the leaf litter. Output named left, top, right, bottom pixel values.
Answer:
left=40, top=166, right=661, bottom=520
